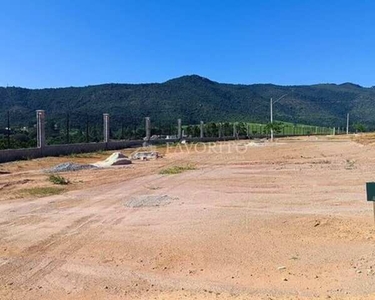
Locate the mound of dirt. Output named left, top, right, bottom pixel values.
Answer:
left=93, top=152, right=132, bottom=167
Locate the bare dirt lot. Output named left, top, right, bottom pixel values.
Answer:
left=1, top=135, right=375, bottom=299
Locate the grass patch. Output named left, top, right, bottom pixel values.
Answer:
left=48, top=174, right=70, bottom=185
left=19, top=187, right=65, bottom=198
left=159, top=164, right=196, bottom=175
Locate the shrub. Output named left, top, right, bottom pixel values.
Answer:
left=48, top=174, right=70, bottom=185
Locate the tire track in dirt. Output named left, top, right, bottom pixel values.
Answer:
left=0, top=214, right=97, bottom=293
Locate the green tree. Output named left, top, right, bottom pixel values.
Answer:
left=354, top=123, right=366, bottom=132
left=237, top=122, right=247, bottom=136
left=186, top=125, right=193, bottom=137
left=192, top=125, right=200, bottom=137
left=206, top=122, right=218, bottom=137
left=223, top=122, right=231, bottom=136
left=265, top=122, right=283, bottom=134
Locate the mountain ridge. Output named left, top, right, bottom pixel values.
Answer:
left=0, top=74, right=371, bottom=90
left=1, top=74, right=375, bottom=130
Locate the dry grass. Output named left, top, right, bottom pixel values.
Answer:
left=18, top=187, right=65, bottom=198
left=159, top=164, right=196, bottom=175
left=352, top=132, right=375, bottom=145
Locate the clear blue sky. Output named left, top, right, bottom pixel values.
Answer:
left=1, top=0, right=374, bottom=88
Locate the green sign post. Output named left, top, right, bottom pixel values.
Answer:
left=366, top=182, right=375, bottom=223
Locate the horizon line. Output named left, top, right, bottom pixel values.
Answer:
left=0, top=74, right=372, bottom=90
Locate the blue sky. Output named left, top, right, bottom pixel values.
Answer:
left=0, top=0, right=374, bottom=88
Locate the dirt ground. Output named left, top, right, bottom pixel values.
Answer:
left=1, top=135, right=375, bottom=300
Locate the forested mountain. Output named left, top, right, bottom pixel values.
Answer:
left=1, top=75, right=375, bottom=130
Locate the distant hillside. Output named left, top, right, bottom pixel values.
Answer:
left=1, top=75, right=375, bottom=129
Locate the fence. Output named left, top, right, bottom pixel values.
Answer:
left=0, top=110, right=338, bottom=163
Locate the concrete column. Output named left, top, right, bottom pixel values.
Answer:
left=200, top=121, right=204, bottom=138
left=218, top=123, right=222, bottom=138
left=332, top=127, right=336, bottom=135
left=247, top=123, right=250, bottom=138
left=36, top=110, right=45, bottom=149
left=177, top=118, right=182, bottom=139
left=103, top=113, right=110, bottom=143
left=145, top=117, right=151, bottom=140
left=233, top=123, right=236, bottom=138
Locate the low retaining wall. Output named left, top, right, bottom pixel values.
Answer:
left=0, top=148, right=42, bottom=163
left=0, top=134, right=308, bottom=164
left=0, top=140, right=145, bottom=163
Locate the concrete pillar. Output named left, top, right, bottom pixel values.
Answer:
left=233, top=123, right=236, bottom=138
left=177, top=118, right=182, bottom=139
left=36, top=110, right=45, bottom=149
left=247, top=123, right=250, bottom=138
left=145, top=117, right=151, bottom=140
left=218, top=123, right=222, bottom=138
left=332, top=127, right=336, bottom=135
left=200, top=121, right=204, bottom=138
left=103, top=113, right=110, bottom=143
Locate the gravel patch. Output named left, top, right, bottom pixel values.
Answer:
left=124, top=194, right=177, bottom=208
left=46, top=162, right=98, bottom=173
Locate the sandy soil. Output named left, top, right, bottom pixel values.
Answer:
left=1, top=135, right=375, bottom=299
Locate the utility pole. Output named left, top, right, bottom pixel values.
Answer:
left=346, top=113, right=350, bottom=134
left=177, top=118, right=182, bottom=139
left=270, top=93, right=289, bottom=142
left=86, top=114, right=89, bottom=143
left=66, top=113, right=70, bottom=144
left=7, top=111, right=10, bottom=148
left=270, top=98, right=273, bottom=142
left=145, top=117, right=151, bottom=140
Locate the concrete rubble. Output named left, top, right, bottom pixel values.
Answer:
left=47, top=151, right=162, bottom=173
left=131, top=151, right=161, bottom=160
left=47, top=152, right=132, bottom=173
